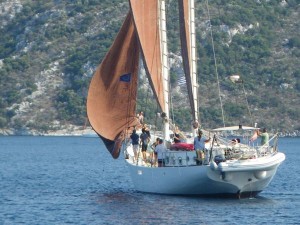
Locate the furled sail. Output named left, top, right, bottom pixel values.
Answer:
left=129, top=0, right=166, bottom=113
left=178, top=0, right=198, bottom=122
left=87, top=13, right=140, bottom=159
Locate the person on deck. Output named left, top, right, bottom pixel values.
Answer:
left=151, top=137, right=160, bottom=150
left=138, top=111, right=144, bottom=125
left=130, top=129, right=139, bottom=162
left=258, top=128, right=269, bottom=146
left=143, top=124, right=151, bottom=138
left=250, top=128, right=269, bottom=146
left=231, top=138, right=240, bottom=146
left=194, top=130, right=210, bottom=163
left=140, top=128, right=150, bottom=161
left=155, top=139, right=167, bottom=167
left=173, top=126, right=181, bottom=143
left=151, top=137, right=160, bottom=165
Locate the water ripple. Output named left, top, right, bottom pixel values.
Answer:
left=0, top=136, right=299, bottom=224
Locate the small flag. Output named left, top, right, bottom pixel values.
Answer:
left=120, top=73, right=131, bottom=82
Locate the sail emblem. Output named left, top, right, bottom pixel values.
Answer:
left=120, top=73, right=132, bottom=82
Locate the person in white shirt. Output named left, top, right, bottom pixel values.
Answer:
left=194, top=130, right=210, bottom=164
left=155, top=139, right=167, bottom=167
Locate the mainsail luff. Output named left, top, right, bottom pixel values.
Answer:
left=87, top=13, right=140, bottom=159
left=178, top=0, right=199, bottom=124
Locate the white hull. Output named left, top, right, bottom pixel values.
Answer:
left=125, top=152, right=285, bottom=197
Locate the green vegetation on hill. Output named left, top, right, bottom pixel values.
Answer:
left=0, top=0, right=299, bottom=133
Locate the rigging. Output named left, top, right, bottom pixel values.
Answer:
left=205, top=0, right=226, bottom=127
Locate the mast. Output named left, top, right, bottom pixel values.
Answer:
left=190, top=0, right=199, bottom=136
left=159, top=0, right=170, bottom=141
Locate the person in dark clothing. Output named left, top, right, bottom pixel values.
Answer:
left=173, top=126, right=181, bottom=143
left=130, top=129, right=139, bottom=162
left=140, top=128, right=150, bottom=161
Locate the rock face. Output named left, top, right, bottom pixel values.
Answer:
left=0, top=129, right=14, bottom=136
left=0, top=1, right=299, bottom=134
left=0, top=0, right=23, bottom=29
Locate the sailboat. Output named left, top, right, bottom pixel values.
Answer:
left=87, top=0, right=285, bottom=198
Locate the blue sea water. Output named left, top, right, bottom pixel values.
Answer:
left=0, top=136, right=299, bottom=225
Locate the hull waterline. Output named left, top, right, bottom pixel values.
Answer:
left=125, top=152, right=285, bottom=198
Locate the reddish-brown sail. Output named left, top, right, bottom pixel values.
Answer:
left=87, top=13, right=140, bottom=159
left=178, top=0, right=197, bottom=121
left=87, top=0, right=167, bottom=159
left=129, top=0, right=165, bottom=112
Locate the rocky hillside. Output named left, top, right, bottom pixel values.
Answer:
left=0, top=0, right=299, bottom=135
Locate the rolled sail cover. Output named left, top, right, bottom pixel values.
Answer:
left=87, top=13, right=140, bottom=159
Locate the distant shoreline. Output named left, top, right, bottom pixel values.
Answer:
left=0, top=128, right=299, bottom=138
